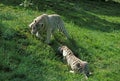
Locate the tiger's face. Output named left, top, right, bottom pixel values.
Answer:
left=29, top=19, right=44, bottom=35
left=58, top=46, right=69, bottom=56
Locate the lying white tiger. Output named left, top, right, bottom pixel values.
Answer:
left=29, top=14, right=70, bottom=44
left=58, top=46, right=90, bottom=79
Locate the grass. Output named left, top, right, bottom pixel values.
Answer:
left=0, top=1, right=120, bottom=81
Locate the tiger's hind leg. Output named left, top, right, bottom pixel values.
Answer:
left=58, top=21, right=70, bottom=39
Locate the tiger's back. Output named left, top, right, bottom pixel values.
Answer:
left=48, top=14, right=66, bottom=32
left=63, top=47, right=85, bottom=72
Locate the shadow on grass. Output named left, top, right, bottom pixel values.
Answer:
left=0, top=22, right=31, bottom=80
left=0, top=0, right=22, bottom=6
left=1, top=0, right=120, bottom=32
left=80, top=0, right=120, bottom=17
left=46, top=1, right=120, bottom=32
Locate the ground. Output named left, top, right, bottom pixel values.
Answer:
left=0, top=1, right=120, bottom=81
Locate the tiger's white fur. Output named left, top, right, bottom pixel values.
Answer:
left=58, top=46, right=90, bottom=79
left=29, top=14, right=70, bottom=44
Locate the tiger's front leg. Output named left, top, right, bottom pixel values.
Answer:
left=36, top=32, right=43, bottom=40
left=45, top=29, right=52, bottom=44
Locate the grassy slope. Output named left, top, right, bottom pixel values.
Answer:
left=0, top=1, right=120, bottom=81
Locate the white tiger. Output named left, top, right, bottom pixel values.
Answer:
left=58, top=45, right=90, bottom=79
left=29, top=14, right=70, bottom=44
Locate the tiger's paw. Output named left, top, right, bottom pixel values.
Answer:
left=69, top=70, right=75, bottom=73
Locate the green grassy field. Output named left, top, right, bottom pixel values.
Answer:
left=0, top=1, right=120, bottom=81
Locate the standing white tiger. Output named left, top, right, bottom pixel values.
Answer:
left=29, top=14, right=70, bottom=44
left=58, top=46, right=91, bottom=79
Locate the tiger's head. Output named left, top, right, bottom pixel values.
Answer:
left=58, top=46, right=72, bottom=57
left=29, top=14, right=47, bottom=35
